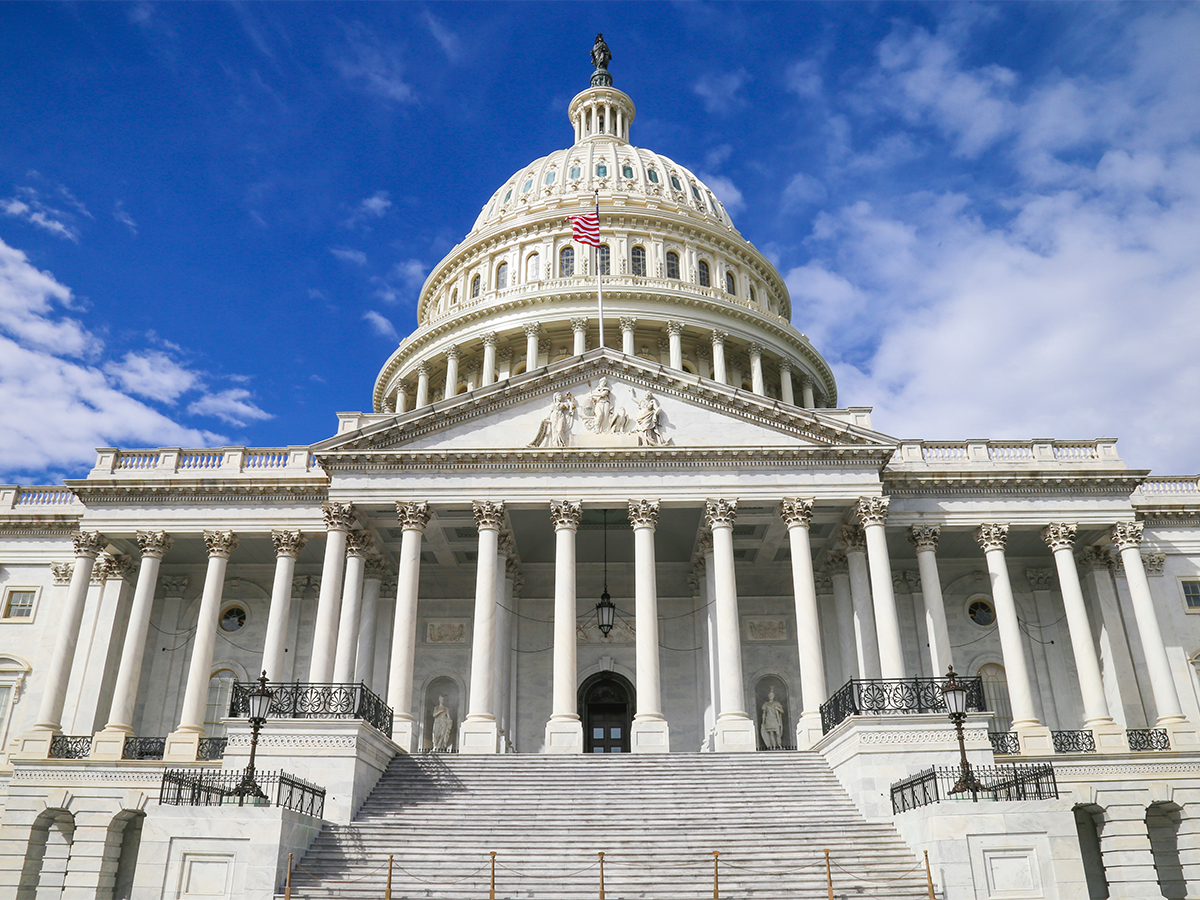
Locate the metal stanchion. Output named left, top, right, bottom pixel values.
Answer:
left=490, top=850, right=497, bottom=900
left=824, top=849, right=833, bottom=900
left=925, top=850, right=936, bottom=899
left=598, top=851, right=605, bottom=900
left=386, top=853, right=393, bottom=900
left=284, top=852, right=292, bottom=900
left=712, top=850, right=720, bottom=900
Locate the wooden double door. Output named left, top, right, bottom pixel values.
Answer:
left=580, top=673, right=634, bottom=753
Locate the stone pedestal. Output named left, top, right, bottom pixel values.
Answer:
left=12, top=729, right=54, bottom=760
left=163, top=729, right=201, bottom=762
left=1166, top=721, right=1200, bottom=751
left=391, top=718, right=416, bottom=754
left=714, top=715, right=757, bottom=753
left=631, top=717, right=671, bottom=753
left=89, top=727, right=130, bottom=760
left=459, top=718, right=501, bottom=755
left=545, top=719, right=584, bottom=753
left=795, top=712, right=824, bottom=751
left=1092, top=720, right=1131, bottom=753
left=1014, top=723, right=1055, bottom=756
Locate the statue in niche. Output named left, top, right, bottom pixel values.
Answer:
left=632, top=390, right=670, bottom=446
left=529, top=392, right=577, bottom=447
left=432, top=695, right=455, bottom=752
left=760, top=687, right=784, bottom=750
left=582, top=378, right=629, bottom=434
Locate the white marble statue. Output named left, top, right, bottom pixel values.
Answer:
left=529, top=392, right=577, bottom=447
left=582, top=378, right=629, bottom=433
left=760, top=687, right=784, bottom=750
left=633, top=390, right=669, bottom=446
left=432, top=695, right=454, bottom=752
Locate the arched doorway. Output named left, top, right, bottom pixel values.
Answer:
left=579, top=672, right=634, bottom=753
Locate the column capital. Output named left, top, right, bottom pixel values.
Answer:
left=825, top=549, right=849, bottom=574
left=976, top=523, right=1010, bottom=552
left=482, top=331, right=498, bottom=348
left=550, top=500, right=582, bottom=531
left=51, top=562, right=73, bottom=586
left=667, top=321, right=684, bottom=337
left=269, top=530, right=306, bottom=559
left=505, top=556, right=521, bottom=581
left=396, top=500, right=431, bottom=532
left=417, top=362, right=430, bottom=377
left=1075, top=545, right=1114, bottom=572
left=780, top=498, right=814, bottom=529
left=619, top=316, right=637, bottom=331
left=855, top=496, right=889, bottom=528
left=346, top=530, right=374, bottom=557
left=498, top=347, right=514, bottom=361
left=498, top=531, right=517, bottom=558
left=710, top=329, right=727, bottom=345
left=202, top=530, right=239, bottom=559
left=778, top=358, right=793, bottom=373
left=627, top=499, right=660, bottom=530
left=1110, top=520, right=1144, bottom=551
left=696, top=530, right=714, bottom=556
left=472, top=500, right=506, bottom=531
left=1041, top=522, right=1077, bottom=552
left=322, top=502, right=357, bottom=532
left=523, top=322, right=541, bottom=337
left=364, top=555, right=391, bottom=579
left=136, top=531, right=173, bottom=560
left=1026, top=567, right=1055, bottom=590
left=570, top=317, right=588, bottom=332
left=747, top=342, right=763, bottom=359
left=396, top=379, right=412, bottom=394
left=71, top=530, right=105, bottom=559
left=704, top=499, right=738, bottom=529
left=840, top=524, right=867, bottom=553
left=97, top=553, right=137, bottom=583
left=444, top=345, right=460, bottom=361
left=908, top=524, right=940, bottom=552
left=161, top=574, right=189, bottom=597
left=801, top=376, right=815, bottom=388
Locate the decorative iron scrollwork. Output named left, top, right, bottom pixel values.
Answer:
left=229, top=682, right=393, bottom=738
left=819, top=677, right=987, bottom=734
left=48, top=735, right=92, bottom=759
left=1051, top=730, right=1096, bottom=753
left=1127, top=728, right=1170, bottom=752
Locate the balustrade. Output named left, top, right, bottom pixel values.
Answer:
left=819, top=676, right=986, bottom=734
left=229, top=681, right=393, bottom=738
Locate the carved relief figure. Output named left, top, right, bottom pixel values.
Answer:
left=529, top=392, right=577, bottom=447
left=760, top=687, right=784, bottom=750
left=633, top=391, right=670, bottom=446
left=582, top=377, right=629, bottom=434
left=432, top=695, right=454, bottom=752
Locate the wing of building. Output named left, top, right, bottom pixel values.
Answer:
left=3, top=41, right=1200, bottom=900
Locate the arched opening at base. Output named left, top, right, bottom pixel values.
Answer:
left=1074, top=804, right=1110, bottom=900
left=1147, top=801, right=1186, bottom=899
left=578, top=671, right=635, bottom=753
left=18, top=809, right=74, bottom=900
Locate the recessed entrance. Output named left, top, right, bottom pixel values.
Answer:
left=579, top=672, right=634, bottom=753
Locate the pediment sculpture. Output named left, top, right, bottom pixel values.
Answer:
left=529, top=378, right=672, bottom=448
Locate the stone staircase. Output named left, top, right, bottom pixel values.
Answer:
left=284, top=752, right=931, bottom=899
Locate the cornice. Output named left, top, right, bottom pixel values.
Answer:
left=883, top=471, right=1149, bottom=497
left=0, top=515, right=82, bottom=536
left=1137, top=510, right=1200, bottom=527
left=65, top=479, right=329, bottom=504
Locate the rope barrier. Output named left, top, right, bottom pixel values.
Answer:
left=831, top=859, right=926, bottom=884
left=496, top=860, right=600, bottom=879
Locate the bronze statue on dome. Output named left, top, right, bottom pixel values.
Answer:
left=591, top=34, right=612, bottom=87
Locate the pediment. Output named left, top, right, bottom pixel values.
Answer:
left=314, top=351, right=896, bottom=460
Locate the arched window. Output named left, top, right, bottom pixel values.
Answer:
left=596, top=164, right=608, bottom=178
left=725, top=271, right=736, bottom=294
left=598, top=244, right=610, bottom=276
left=544, top=170, right=556, bottom=186
left=647, top=168, right=659, bottom=184
left=631, top=246, right=647, bottom=276
left=471, top=275, right=481, bottom=298
left=698, top=260, right=711, bottom=287
left=526, top=252, right=540, bottom=282
left=666, top=251, right=680, bottom=280
left=979, top=663, right=1011, bottom=735
left=522, top=177, right=533, bottom=193
left=451, top=288, right=458, bottom=305
left=204, top=670, right=238, bottom=738
left=496, top=262, right=508, bottom=289
left=749, top=285, right=756, bottom=305
left=559, top=246, right=575, bottom=277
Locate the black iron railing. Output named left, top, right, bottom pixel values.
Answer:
left=160, top=768, right=325, bottom=817
left=989, top=732, right=1020, bottom=755
left=760, top=743, right=798, bottom=752
left=891, top=763, right=1058, bottom=814
left=820, top=677, right=986, bottom=734
left=229, top=681, right=393, bottom=738
left=1052, top=730, right=1096, bottom=753
left=1128, top=728, right=1170, bottom=752
left=122, top=737, right=166, bottom=760
left=197, top=737, right=227, bottom=760
left=48, top=735, right=92, bottom=759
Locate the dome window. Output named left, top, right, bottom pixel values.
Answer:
left=522, top=178, right=533, bottom=193
left=451, top=288, right=459, bottom=305
left=526, top=252, right=540, bottom=281
left=749, top=285, right=756, bottom=304
left=622, top=165, right=634, bottom=179
left=471, top=275, right=481, bottom=298
left=698, top=260, right=711, bottom=287
left=631, top=246, right=647, bottom=277
left=647, top=169, right=660, bottom=184
left=666, top=251, right=680, bottom=280
left=559, top=246, right=575, bottom=277
left=670, top=174, right=682, bottom=190
left=570, top=165, right=581, bottom=180
left=545, top=170, right=556, bottom=186
left=503, top=189, right=512, bottom=204
left=497, top=262, right=509, bottom=289
left=596, top=164, right=608, bottom=178
left=692, top=185, right=705, bottom=206
left=598, top=245, right=610, bottom=276
left=725, top=272, right=736, bottom=294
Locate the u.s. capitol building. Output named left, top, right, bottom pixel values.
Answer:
left=1, top=39, right=1198, bottom=900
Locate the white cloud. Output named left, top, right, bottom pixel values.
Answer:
left=420, top=11, right=462, bottom=63
left=113, top=200, right=138, bottom=236
left=187, top=388, right=272, bottom=426
left=330, top=246, right=368, bottom=266
left=2, top=197, right=77, bottom=242
left=0, top=240, right=90, bottom=355
left=392, top=258, right=427, bottom=292
left=104, top=351, right=199, bottom=402
left=693, top=70, right=750, bottom=114
left=337, top=24, right=416, bottom=104
left=363, top=310, right=398, bottom=340
left=782, top=172, right=826, bottom=207
left=786, top=59, right=823, bottom=100
left=698, top=173, right=745, bottom=214
left=343, top=191, right=392, bottom=228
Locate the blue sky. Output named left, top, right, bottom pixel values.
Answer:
left=2, top=2, right=1199, bottom=483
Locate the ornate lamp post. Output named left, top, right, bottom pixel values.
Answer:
left=596, top=509, right=615, bottom=637
left=941, top=666, right=985, bottom=795
left=236, top=670, right=275, bottom=804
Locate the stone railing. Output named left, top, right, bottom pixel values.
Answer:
left=891, top=438, right=1123, bottom=468
left=1135, top=476, right=1200, bottom=496
left=88, top=446, right=323, bottom=479
left=0, top=486, right=83, bottom=511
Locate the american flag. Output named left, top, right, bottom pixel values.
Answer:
left=569, top=205, right=601, bottom=247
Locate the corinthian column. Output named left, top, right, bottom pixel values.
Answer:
left=856, top=497, right=905, bottom=679
left=261, top=530, right=306, bottom=682
left=546, top=501, right=584, bottom=752
left=524, top=323, right=541, bottom=372
left=710, top=330, right=727, bottom=384
left=620, top=317, right=637, bottom=356
left=93, top=532, right=172, bottom=757
left=629, top=500, right=670, bottom=752
left=388, top=501, right=430, bottom=751
left=976, top=524, right=1053, bottom=753
left=481, top=332, right=498, bottom=385
left=415, top=363, right=430, bottom=407
left=909, top=526, right=952, bottom=677
left=1112, top=522, right=1190, bottom=739
left=461, top=501, right=504, bottom=753
left=781, top=499, right=825, bottom=748
left=778, top=360, right=795, bottom=406
left=571, top=318, right=588, bottom=356
left=842, top=526, right=881, bottom=679
left=667, top=322, right=683, bottom=369
left=356, top=557, right=387, bottom=688
left=309, top=503, right=355, bottom=683
left=166, top=531, right=239, bottom=761
left=1043, top=524, right=1126, bottom=750
left=748, top=344, right=764, bottom=395
left=333, top=530, right=373, bottom=683
left=706, top=499, right=756, bottom=751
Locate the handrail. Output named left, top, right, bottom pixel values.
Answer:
left=819, top=676, right=986, bottom=734
left=229, top=681, right=393, bottom=738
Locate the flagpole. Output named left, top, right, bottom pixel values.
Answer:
left=595, top=192, right=605, bottom=348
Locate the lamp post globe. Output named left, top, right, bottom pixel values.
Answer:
left=941, top=666, right=984, bottom=795
left=238, top=670, right=275, bottom=803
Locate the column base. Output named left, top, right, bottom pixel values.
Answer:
left=1089, top=720, right=1130, bottom=753
left=1163, top=719, right=1200, bottom=751
left=12, top=729, right=55, bottom=760
left=392, top=717, right=416, bottom=754
left=545, top=718, right=584, bottom=753
left=1013, top=723, right=1055, bottom=755
left=90, top=727, right=132, bottom=760
left=631, top=716, right=671, bottom=753
left=795, top=712, right=824, bottom=751
left=714, top=714, right=757, bottom=753
left=163, top=728, right=202, bottom=762
left=459, top=717, right=501, bottom=754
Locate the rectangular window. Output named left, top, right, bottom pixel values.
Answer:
left=1184, top=580, right=1200, bottom=611
left=2, top=588, right=37, bottom=620
left=598, top=245, right=610, bottom=276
